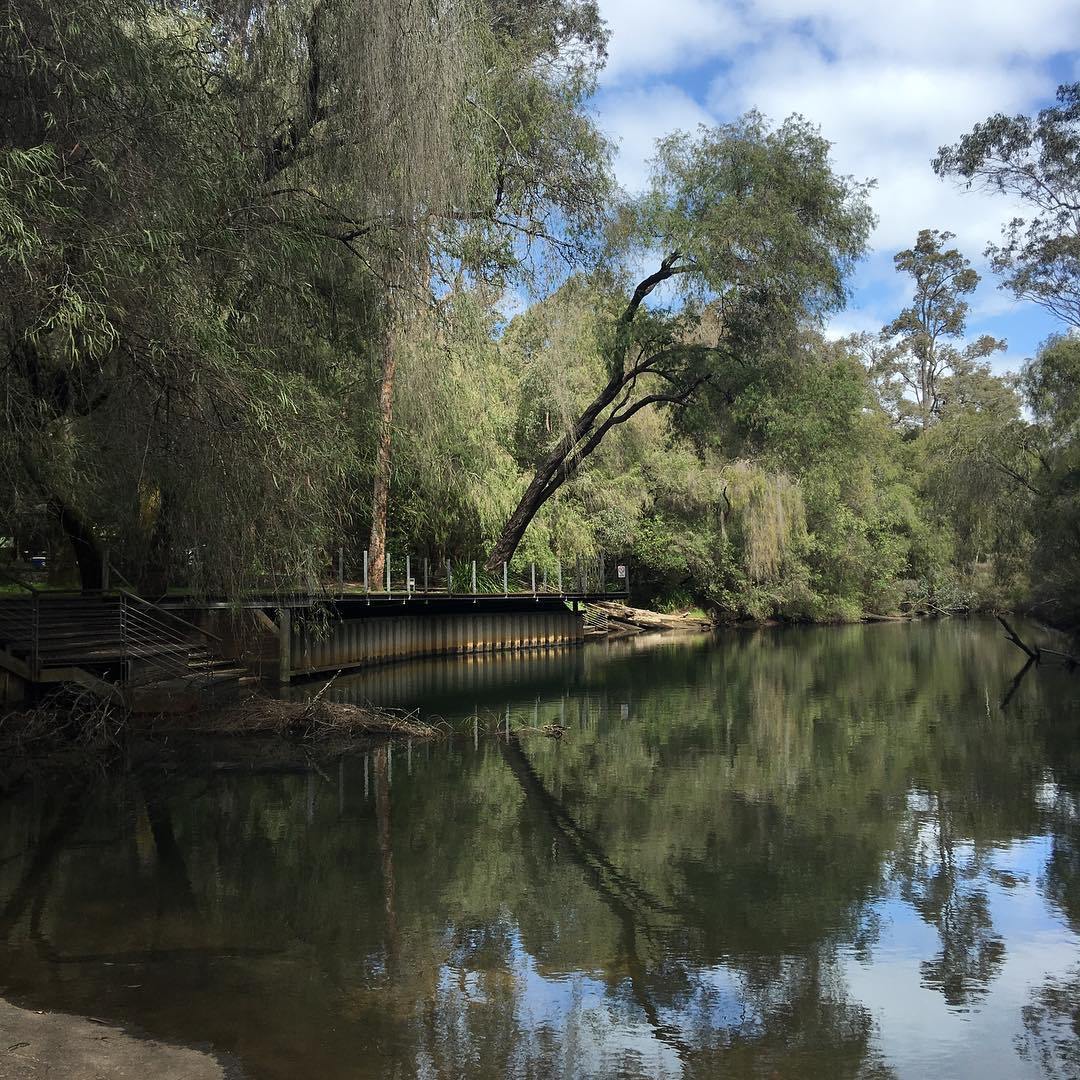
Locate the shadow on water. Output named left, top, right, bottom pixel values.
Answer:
left=2, top=618, right=1080, bottom=1077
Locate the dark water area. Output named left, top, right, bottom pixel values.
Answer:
left=3, top=618, right=1080, bottom=1078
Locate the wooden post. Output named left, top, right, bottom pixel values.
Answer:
left=276, top=608, right=292, bottom=684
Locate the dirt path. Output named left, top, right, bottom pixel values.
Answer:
left=0, top=998, right=228, bottom=1079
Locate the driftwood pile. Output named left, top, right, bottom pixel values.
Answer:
left=0, top=687, right=124, bottom=755
left=190, top=694, right=442, bottom=741
left=588, top=601, right=711, bottom=637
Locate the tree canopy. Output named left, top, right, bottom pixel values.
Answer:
left=1, top=4, right=1078, bottom=630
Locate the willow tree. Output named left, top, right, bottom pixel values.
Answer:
left=0, top=0, right=494, bottom=592
left=357, top=0, right=612, bottom=582
left=483, top=114, right=874, bottom=570
left=0, top=0, right=364, bottom=593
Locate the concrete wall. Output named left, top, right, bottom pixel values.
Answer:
left=288, top=608, right=583, bottom=680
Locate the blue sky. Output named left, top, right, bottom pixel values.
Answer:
left=589, top=0, right=1080, bottom=373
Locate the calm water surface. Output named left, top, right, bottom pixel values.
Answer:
left=3, top=618, right=1080, bottom=1078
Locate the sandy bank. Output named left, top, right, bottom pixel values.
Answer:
left=0, top=998, right=229, bottom=1079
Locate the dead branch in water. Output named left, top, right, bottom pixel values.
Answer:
left=997, top=616, right=1041, bottom=663
left=997, top=615, right=1080, bottom=669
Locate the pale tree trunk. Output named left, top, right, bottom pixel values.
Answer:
left=368, top=295, right=398, bottom=587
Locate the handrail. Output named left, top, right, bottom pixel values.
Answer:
left=119, top=590, right=222, bottom=645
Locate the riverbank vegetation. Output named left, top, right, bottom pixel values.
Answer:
left=2, top=0, right=1078, bottom=625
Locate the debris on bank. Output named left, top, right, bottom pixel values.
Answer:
left=588, top=601, right=712, bottom=635
left=0, top=688, right=124, bottom=757
left=177, top=694, right=443, bottom=741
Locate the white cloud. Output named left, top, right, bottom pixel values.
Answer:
left=707, top=39, right=1043, bottom=254
left=598, top=0, right=749, bottom=86
left=593, top=83, right=714, bottom=193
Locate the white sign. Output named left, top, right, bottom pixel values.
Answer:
left=617, top=565, right=627, bottom=579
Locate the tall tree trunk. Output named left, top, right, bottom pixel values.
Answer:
left=48, top=496, right=103, bottom=592
left=368, top=297, right=398, bottom=588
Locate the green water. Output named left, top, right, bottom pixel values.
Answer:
left=3, top=618, right=1080, bottom=1078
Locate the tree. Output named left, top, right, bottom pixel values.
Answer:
left=483, top=114, right=874, bottom=570
left=1018, top=334, right=1080, bottom=622
left=362, top=0, right=613, bottom=585
left=933, top=83, right=1080, bottom=328
left=871, top=230, right=1005, bottom=429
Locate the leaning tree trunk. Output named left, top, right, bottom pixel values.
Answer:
left=368, top=297, right=398, bottom=588
left=48, top=496, right=104, bottom=593
left=483, top=253, right=707, bottom=572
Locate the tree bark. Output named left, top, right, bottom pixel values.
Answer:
left=48, top=496, right=104, bottom=593
left=368, top=298, right=398, bottom=588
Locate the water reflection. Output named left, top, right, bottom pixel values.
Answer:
left=2, top=619, right=1080, bottom=1078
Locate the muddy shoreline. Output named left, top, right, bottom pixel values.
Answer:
left=0, top=997, right=235, bottom=1078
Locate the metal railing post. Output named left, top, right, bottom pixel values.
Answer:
left=338, top=548, right=344, bottom=596
left=424, top=558, right=429, bottom=594
left=557, top=561, right=563, bottom=594
left=472, top=560, right=477, bottom=595
left=30, top=594, right=39, bottom=680
left=406, top=555, right=412, bottom=596
left=385, top=554, right=391, bottom=596
left=503, top=561, right=508, bottom=597
left=531, top=563, right=536, bottom=596
left=118, top=593, right=126, bottom=684
left=446, top=559, right=452, bottom=597
left=363, top=550, right=369, bottom=594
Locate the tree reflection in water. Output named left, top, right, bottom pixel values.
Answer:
left=0, top=618, right=1078, bottom=1078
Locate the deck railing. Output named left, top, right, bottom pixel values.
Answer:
left=325, top=551, right=630, bottom=600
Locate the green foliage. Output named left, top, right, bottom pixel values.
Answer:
left=870, top=230, right=1005, bottom=429
left=934, top=83, right=1080, bottom=328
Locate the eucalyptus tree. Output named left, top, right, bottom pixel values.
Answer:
left=871, top=230, right=1005, bottom=429
left=934, top=83, right=1080, bottom=328
left=483, top=114, right=874, bottom=570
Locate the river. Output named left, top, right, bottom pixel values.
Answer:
left=2, top=617, right=1080, bottom=1078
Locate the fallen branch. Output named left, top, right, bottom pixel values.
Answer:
left=997, top=616, right=1041, bottom=663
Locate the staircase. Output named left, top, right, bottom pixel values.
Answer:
left=0, top=590, right=255, bottom=709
